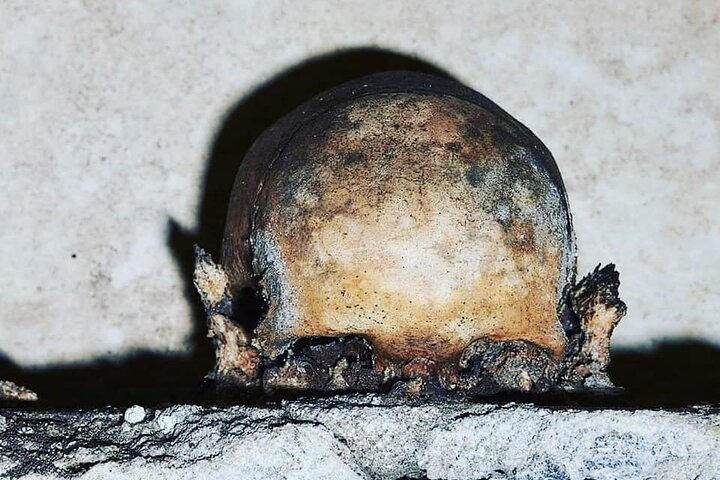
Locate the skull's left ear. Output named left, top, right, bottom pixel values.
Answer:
left=194, top=247, right=260, bottom=388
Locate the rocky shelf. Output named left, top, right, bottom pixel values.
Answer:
left=1, top=395, right=718, bottom=479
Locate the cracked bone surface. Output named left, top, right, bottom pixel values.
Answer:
left=196, top=71, right=626, bottom=395
left=1, top=396, right=718, bottom=480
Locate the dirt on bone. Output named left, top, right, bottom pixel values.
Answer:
left=262, top=336, right=386, bottom=393
left=222, top=72, right=576, bottom=370
left=195, top=244, right=625, bottom=396
left=561, top=264, right=627, bottom=389
left=456, top=339, right=560, bottom=394
left=246, top=90, right=572, bottom=364
left=193, top=72, right=627, bottom=397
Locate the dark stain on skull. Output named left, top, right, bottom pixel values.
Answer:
left=246, top=91, right=573, bottom=365
left=507, top=219, right=538, bottom=254
left=346, top=151, right=366, bottom=164
left=206, top=71, right=627, bottom=398
left=464, top=164, right=485, bottom=188
left=446, top=141, right=462, bottom=154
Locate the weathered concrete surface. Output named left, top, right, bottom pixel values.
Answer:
left=1, top=395, right=718, bottom=479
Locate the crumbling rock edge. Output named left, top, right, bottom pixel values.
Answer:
left=1, top=395, right=718, bottom=480
left=0, top=382, right=37, bottom=404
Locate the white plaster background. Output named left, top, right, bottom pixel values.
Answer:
left=0, top=1, right=718, bottom=367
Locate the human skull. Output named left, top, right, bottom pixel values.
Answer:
left=194, top=72, right=626, bottom=396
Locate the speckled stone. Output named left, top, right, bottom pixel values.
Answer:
left=1, top=395, right=718, bottom=479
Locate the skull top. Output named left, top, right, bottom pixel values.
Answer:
left=221, top=72, right=576, bottom=366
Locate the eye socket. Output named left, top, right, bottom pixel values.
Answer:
left=231, top=285, right=266, bottom=334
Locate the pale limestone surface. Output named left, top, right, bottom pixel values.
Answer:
left=1, top=396, right=719, bottom=479
left=0, top=1, right=718, bottom=366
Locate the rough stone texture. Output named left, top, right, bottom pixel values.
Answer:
left=1, top=1, right=718, bottom=368
left=1, top=395, right=718, bottom=479
left=0, top=382, right=37, bottom=403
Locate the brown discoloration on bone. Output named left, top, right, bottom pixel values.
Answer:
left=199, top=72, right=627, bottom=396
left=291, top=264, right=564, bottom=363
left=208, top=314, right=261, bottom=387
left=221, top=73, right=574, bottom=287
left=251, top=93, right=572, bottom=363
left=401, top=357, right=438, bottom=379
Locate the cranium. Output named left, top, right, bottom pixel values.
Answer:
left=194, top=72, right=626, bottom=396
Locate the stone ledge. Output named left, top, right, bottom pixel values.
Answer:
left=1, top=395, right=718, bottom=479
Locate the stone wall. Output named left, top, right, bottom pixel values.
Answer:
left=2, top=1, right=719, bottom=369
